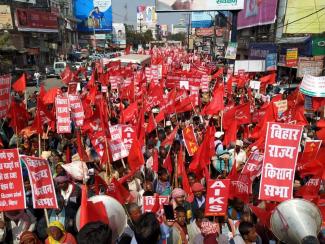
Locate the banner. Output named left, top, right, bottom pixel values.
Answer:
left=259, top=122, right=303, bottom=202
left=109, top=125, right=129, bottom=161
left=237, top=0, right=278, bottom=29
left=0, top=149, right=26, bottom=211
left=0, top=5, right=13, bottom=29
left=200, top=75, right=210, bottom=93
left=241, top=153, right=263, bottom=179
left=68, top=95, right=85, bottom=127
left=156, top=0, right=244, bottom=12
left=15, top=8, right=58, bottom=32
left=74, top=0, right=113, bottom=32
left=143, top=196, right=169, bottom=212
left=137, top=5, right=157, bottom=33
left=225, top=42, right=238, bottom=60
left=300, top=75, right=325, bottom=97
left=121, top=125, right=136, bottom=152
left=112, top=23, right=126, bottom=47
left=205, top=179, right=230, bottom=216
left=285, top=48, right=298, bottom=67
left=182, top=126, right=199, bottom=156
left=0, top=74, right=11, bottom=118
left=297, top=57, right=324, bottom=77
left=266, top=53, right=277, bottom=71
left=55, top=96, right=71, bottom=134
left=21, top=156, right=58, bottom=209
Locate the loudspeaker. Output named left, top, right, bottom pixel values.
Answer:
left=270, top=199, right=322, bottom=244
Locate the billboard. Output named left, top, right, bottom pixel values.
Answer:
left=284, top=0, right=325, bottom=34
left=191, top=12, right=213, bottom=28
left=74, top=0, right=112, bottom=32
left=137, top=5, right=157, bottom=32
left=15, top=9, right=58, bottom=32
left=237, top=0, right=278, bottom=30
left=156, top=0, right=244, bottom=12
left=0, top=5, right=13, bottom=29
left=112, top=23, right=126, bottom=47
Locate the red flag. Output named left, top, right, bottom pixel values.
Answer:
left=146, top=112, right=157, bottom=133
left=121, top=102, right=138, bottom=124
left=152, top=149, right=159, bottom=173
left=161, top=126, right=179, bottom=147
left=136, top=107, right=146, bottom=147
left=260, top=72, right=276, bottom=84
left=224, top=119, right=238, bottom=147
left=60, top=66, right=74, bottom=84
left=201, top=85, right=224, bottom=116
left=155, top=109, right=165, bottom=124
left=163, top=150, right=173, bottom=174
left=80, top=185, right=109, bottom=229
left=296, top=177, right=321, bottom=198
left=12, top=73, right=26, bottom=93
left=151, top=194, right=160, bottom=213
left=235, top=103, right=251, bottom=125
left=127, top=137, right=145, bottom=172
left=212, top=67, right=224, bottom=79
left=76, top=130, right=89, bottom=162
left=43, top=87, right=60, bottom=104
left=7, top=100, right=30, bottom=132
left=107, top=178, right=132, bottom=204
left=226, top=76, right=233, bottom=94
left=189, top=126, right=216, bottom=176
left=249, top=206, right=271, bottom=227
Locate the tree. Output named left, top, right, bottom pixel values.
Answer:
left=167, top=32, right=186, bottom=44
left=125, top=24, right=154, bottom=47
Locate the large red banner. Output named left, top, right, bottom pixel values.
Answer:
left=259, top=122, right=303, bottom=202
left=21, top=156, right=58, bottom=209
left=205, top=179, right=230, bottom=216
left=0, top=149, right=26, bottom=211
left=182, top=126, right=198, bottom=156
left=55, top=96, right=71, bottom=134
left=0, top=75, right=11, bottom=118
left=16, top=9, right=58, bottom=31
left=68, top=95, right=84, bottom=127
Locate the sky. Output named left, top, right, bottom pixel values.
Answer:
left=111, top=0, right=185, bottom=26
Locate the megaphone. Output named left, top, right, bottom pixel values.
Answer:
left=76, top=195, right=127, bottom=242
left=270, top=199, right=322, bottom=244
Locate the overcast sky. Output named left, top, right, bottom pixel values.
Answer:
left=111, top=0, right=185, bottom=26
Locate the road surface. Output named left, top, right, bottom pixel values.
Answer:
left=26, top=77, right=65, bottom=97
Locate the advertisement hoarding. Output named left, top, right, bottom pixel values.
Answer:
left=112, top=23, right=126, bottom=47
left=156, top=0, right=244, bottom=12
left=74, top=0, right=112, bottom=32
left=15, top=9, right=58, bottom=32
left=191, top=12, right=213, bottom=28
left=237, top=0, right=278, bottom=30
left=137, top=5, right=157, bottom=32
left=284, top=0, right=325, bottom=34
left=0, top=5, right=13, bottom=29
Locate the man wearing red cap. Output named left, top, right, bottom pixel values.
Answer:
left=191, top=182, right=206, bottom=214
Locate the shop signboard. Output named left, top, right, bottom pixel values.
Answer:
left=0, top=5, right=13, bottom=29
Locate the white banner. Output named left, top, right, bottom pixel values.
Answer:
left=300, top=75, right=325, bottom=97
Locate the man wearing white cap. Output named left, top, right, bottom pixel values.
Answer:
left=230, top=140, right=247, bottom=170
left=214, top=131, right=224, bottom=154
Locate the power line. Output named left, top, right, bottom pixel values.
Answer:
left=277, top=7, right=325, bottom=29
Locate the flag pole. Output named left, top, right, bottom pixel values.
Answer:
left=220, top=111, right=223, bottom=132
left=174, top=153, right=178, bottom=188
left=38, top=132, right=49, bottom=227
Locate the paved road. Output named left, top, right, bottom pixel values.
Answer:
left=26, top=77, right=65, bottom=97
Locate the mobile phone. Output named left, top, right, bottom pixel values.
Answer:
left=163, top=204, right=175, bottom=221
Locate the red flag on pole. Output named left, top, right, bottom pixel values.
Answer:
left=12, top=73, right=26, bottom=93
left=127, top=137, right=145, bottom=172
left=161, top=126, right=179, bottom=147
left=80, top=185, right=109, bottom=229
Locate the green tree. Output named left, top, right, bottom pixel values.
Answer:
left=167, top=32, right=186, bottom=44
